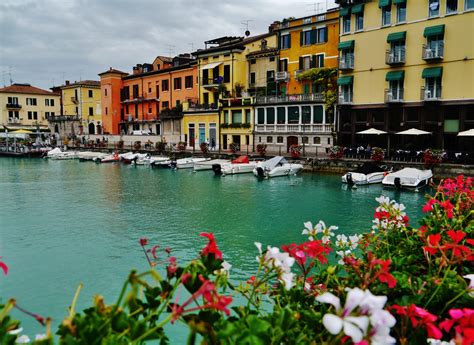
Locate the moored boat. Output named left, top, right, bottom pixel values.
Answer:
left=100, top=152, right=120, bottom=163
left=170, top=157, right=210, bottom=169
left=194, top=159, right=230, bottom=172
left=214, top=156, right=257, bottom=176
left=253, top=156, right=303, bottom=178
left=342, top=162, right=389, bottom=186
left=382, top=168, right=433, bottom=190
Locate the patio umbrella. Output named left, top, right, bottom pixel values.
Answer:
left=11, top=129, right=33, bottom=134
left=395, top=128, right=431, bottom=135
left=457, top=129, right=474, bottom=137
left=357, top=128, right=390, bottom=153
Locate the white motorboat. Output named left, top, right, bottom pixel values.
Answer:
left=194, top=159, right=230, bottom=172
left=382, top=168, right=433, bottom=190
left=214, top=156, right=258, bottom=176
left=100, top=152, right=120, bottom=163
left=253, top=156, right=304, bottom=178
left=50, top=151, right=78, bottom=160
left=342, top=162, right=389, bottom=186
left=170, top=157, right=210, bottom=169
left=46, top=147, right=62, bottom=158
left=139, top=156, right=169, bottom=166
left=78, top=151, right=107, bottom=161
left=151, top=159, right=173, bottom=168
left=119, top=152, right=137, bottom=164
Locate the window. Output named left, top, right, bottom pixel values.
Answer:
left=185, top=76, right=193, bottom=88
left=313, top=106, right=323, bottom=123
left=389, top=80, right=404, bottom=101
left=303, top=84, right=311, bottom=94
left=27, top=111, right=38, bottom=120
left=105, top=107, right=108, bottom=115
left=135, top=104, right=138, bottom=118
left=382, top=6, right=391, bottom=26
left=257, top=109, right=265, bottom=124
left=281, top=34, right=291, bottom=49
left=428, top=0, right=440, bottom=17
left=269, top=57, right=275, bottom=62
left=7, top=97, right=18, bottom=104
left=277, top=136, right=283, bottom=143
left=162, top=101, right=169, bottom=109
left=315, top=54, right=324, bottom=68
left=302, top=137, right=309, bottom=144
left=267, top=108, right=275, bottom=124
left=288, top=106, right=299, bottom=123
left=224, top=110, right=229, bottom=124
left=250, top=59, right=256, bottom=64
left=162, top=79, right=169, bottom=91
left=266, top=136, right=273, bottom=143
left=232, top=110, right=242, bottom=124
left=28, top=111, right=32, bottom=120
left=88, top=90, right=93, bottom=98
left=203, top=92, right=209, bottom=105
left=395, top=3, right=406, bottom=22
left=277, top=107, right=286, bottom=124
left=50, top=112, right=55, bottom=116
left=316, top=27, right=327, bottom=43
left=355, top=12, right=364, bottom=31
left=340, top=84, right=353, bottom=103
left=45, top=99, right=50, bottom=106
left=446, top=0, right=457, bottom=13
left=50, top=99, right=55, bottom=106
left=75, top=106, right=78, bottom=114
left=132, top=85, right=139, bottom=98
left=26, top=98, right=37, bottom=106
left=173, top=77, right=182, bottom=90
left=300, top=56, right=312, bottom=70
left=87, top=107, right=92, bottom=116
left=223, top=65, right=230, bottom=83
left=245, top=109, right=251, bottom=124
left=105, top=88, right=108, bottom=96
left=266, top=70, right=275, bottom=82
left=313, top=137, right=321, bottom=145
left=250, top=72, right=256, bottom=85
left=149, top=107, right=152, bottom=113
left=466, top=0, right=474, bottom=10
left=302, top=106, right=311, bottom=123
left=342, top=15, right=351, bottom=33
left=279, top=59, right=288, bottom=72
left=427, top=36, right=444, bottom=58
left=301, top=30, right=312, bottom=46
left=425, top=77, right=442, bottom=99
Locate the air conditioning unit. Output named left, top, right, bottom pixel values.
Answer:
left=425, top=49, right=433, bottom=58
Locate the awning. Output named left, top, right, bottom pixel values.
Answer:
left=357, top=128, right=387, bottom=135
left=352, top=4, right=364, bottom=14
left=338, top=76, right=353, bottom=85
left=379, top=0, right=391, bottom=7
left=393, top=0, right=406, bottom=4
left=338, top=40, right=355, bottom=50
left=422, top=67, right=443, bottom=78
left=424, top=24, right=445, bottom=37
left=386, top=71, right=405, bottom=81
left=457, top=129, right=474, bottom=137
left=340, top=7, right=351, bottom=16
left=387, top=31, right=406, bottom=42
left=396, top=128, right=431, bottom=135
left=201, top=62, right=222, bottom=70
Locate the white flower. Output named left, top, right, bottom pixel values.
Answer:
left=35, top=334, right=47, bottom=341
left=464, top=274, right=474, bottom=297
left=358, top=289, right=388, bottom=314
left=427, top=339, right=455, bottom=345
left=375, top=195, right=390, bottom=205
left=7, top=327, right=23, bottom=335
left=258, top=245, right=296, bottom=290
left=215, top=260, right=232, bottom=276
left=335, top=234, right=348, bottom=248
left=281, top=272, right=296, bottom=290
left=15, top=335, right=30, bottom=343
left=316, top=221, right=338, bottom=244
left=302, top=221, right=317, bottom=240
left=336, top=250, right=352, bottom=265
left=255, top=242, right=262, bottom=255
left=348, top=235, right=361, bottom=250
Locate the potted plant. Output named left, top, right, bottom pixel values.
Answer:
left=256, top=143, right=267, bottom=157
left=229, top=142, right=240, bottom=153
left=423, top=149, right=444, bottom=168
left=133, top=141, right=141, bottom=151
left=200, top=142, right=209, bottom=154
left=289, top=144, right=302, bottom=158
left=155, top=141, right=166, bottom=152
left=177, top=141, right=187, bottom=152
left=328, top=145, right=344, bottom=159
left=370, top=147, right=385, bottom=163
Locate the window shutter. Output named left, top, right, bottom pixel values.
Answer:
left=299, top=57, right=303, bottom=70
left=278, top=34, right=281, bottom=49
left=324, top=26, right=328, bottom=42
left=312, top=55, right=317, bottom=68
left=277, top=58, right=281, bottom=72
left=310, top=29, right=317, bottom=44
left=300, top=31, right=304, bottom=46
left=288, top=34, right=291, bottom=48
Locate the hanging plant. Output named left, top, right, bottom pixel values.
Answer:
left=289, top=144, right=302, bottom=158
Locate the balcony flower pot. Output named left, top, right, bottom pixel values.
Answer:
left=370, top=147, right=385, bottom=163
left=177, top=141, right=187, bottom=152
left=229, top=142, right=240, bottom=154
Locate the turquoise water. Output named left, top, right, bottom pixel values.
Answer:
left=0, top=158, right=428, bottom=341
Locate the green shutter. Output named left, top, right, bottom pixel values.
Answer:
left=386, top=71, right=405, bottom=81
left=338, top=40, right=355, bottom=50
left=387, top=31, right=406, bottom=42
left=422, top=67, right=443, bottom=78
left=423, top=25, right=445, bottom=37
left=352, top=4, right=364, bottom=14
left=313, top=106, right=323, bottom=123
left=299, top=57, right=303, bottom=70
left=379, top=0, right=391, bottom=7
left=300, top=31, right=304, bottom=46
left=393, top=0, right=406, bottom=4
left=339, top=7, right=351, bottom=16
left=337, top=76, right=353, bottom=85
left=312, top=55, right=317, bottom=68
left=310, top=29, right=317, bottom=44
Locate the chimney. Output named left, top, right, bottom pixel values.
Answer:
left=65, top=80, right=70, bottom=85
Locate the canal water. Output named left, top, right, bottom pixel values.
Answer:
left=0, top=158, right=428, bottom=341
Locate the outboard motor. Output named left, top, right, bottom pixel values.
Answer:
left=346, top=172, right=355, bottom=187
left=169, top=161, right=177, bottom=169
left=394, top=177, right=402, bottom=189
left=256, top=167, right=265, bottom=178
left=212, top=164, right=222, bottom=175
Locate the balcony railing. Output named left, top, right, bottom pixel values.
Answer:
left=7, top=118, right=20, bottom=124
left=339, top=54, right=354, bottom=70
left=386, top=48, right=406, bottom=65
left=6, top=103, right=21, bottom=109
left=338, top=94, right=353, bottom=105
left=255, top=93, right=324, bottom=104
left=254, top=124, right=333, bottom=133
left=185, top=103, right=219, bottom=112
left=421, top=87, right=442, bottom=101
left=71, top=97, right=79, bottom=104
left=220, top=97, right=253, bottom=107
left=422, top=42, right=444, bottom=61
left=47, top=115, right=81, bottom=122
left=275, top=71, right=289, bottom=81
left=384, top=89, right=404, bottom=103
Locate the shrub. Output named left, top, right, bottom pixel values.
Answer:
left=371, top=147, right=385, bottom=162
left=200, top=142, right=209, bottom=154
left=256, top=143, right=267, bottom=157
left=328, top=145, right=344, bottom=159
left=289, top=144, right=302, bottom=158
left=177, top=141, right=187, bottom=152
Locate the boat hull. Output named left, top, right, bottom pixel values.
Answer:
left=342, top=172, right=386, bottom=185
left=382, top=168, right=433, bottom=190
left=220, top=163, right=257, bottom=175
left=253, top=164, right=304, bottom=178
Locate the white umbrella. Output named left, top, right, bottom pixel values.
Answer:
left=396, top=128, right=431, bottom=135
left=457, top=129, right=474, bottom=137
left=357, top=128, right=387, bottom=135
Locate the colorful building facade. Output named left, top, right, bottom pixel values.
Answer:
left=337, top=0, right=474, bottom=151
left=0, top=83, right=60, bottom=133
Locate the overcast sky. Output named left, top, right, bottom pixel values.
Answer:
left=0, top=0, right=337, bottom=90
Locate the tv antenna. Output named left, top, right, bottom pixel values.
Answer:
left=188, top=43, right=194, bottom=53
left=241, top=19, right=253, bottom=36
left=307, top=1, right=327, bottom=14
left=166, top=44, right=176, bottom=58
left=8, top=66, right=13, bottom=85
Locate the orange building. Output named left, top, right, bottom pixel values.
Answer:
left=99, top=55, right=197, bottom=140
left=274, top=8, right=340, bottom=95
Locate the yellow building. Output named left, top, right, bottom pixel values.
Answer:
left=0, top=83, right=59, bottom=133
left=219, top=97, right=254, bottom=152
left=61, top=80, right=102, bottom=135
left=337, top=0, right=474, bottom=151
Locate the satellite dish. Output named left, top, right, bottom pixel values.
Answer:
left=245, top=30, right=250, bottom=37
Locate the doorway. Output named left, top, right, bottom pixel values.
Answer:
left=88, top=123, right=95, bottom=135
left=287, top=136, right=298, bottom=152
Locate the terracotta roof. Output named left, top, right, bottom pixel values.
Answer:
left=155, top=56, right=173, bottom=63
left=61, top=80, right=101, bottom=89
left=0, top=83, right=54, bottom=95
left=98, top=68, right=128, bottom=76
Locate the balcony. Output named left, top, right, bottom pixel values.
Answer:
left=47, top=115, right=81, bottom=122
left=71, top=97, right=79, bottom=104
left=421, top=87, right=442, bottom=101
left=185, top=103, right=218, bottom=112
left=255, top=93, right=324, bottom=105
left=422, top=42, right=444, bottom=61
left=339, top=54, right=354, bottom=70
left=294, top=70, right=303, bottom=78
left=386, top=48, right=406, bottom=65
left=275, top=71, right=289, bottom=81
left=338, top=94, right=353, bottom=105
left=7, top=118, right=21, bottom=124
left=6, top=103, right=21, bottom=109
left=384, top=89, right=404, bottom=103
left=220, top=97, right=253, bottom=107
left=254, top=123, right=333, bottom=133
left=202, top=78, right=221, bottom=90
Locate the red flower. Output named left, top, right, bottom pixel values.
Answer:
left=150, top=245, right=160, bottom=260
left=0, top=257, right=8, bottom=276
left=440, top=200, right=454, bottom=219
left=443, top=230, right=472, bottom=259
left=423, top=233, right=441, bottom=255
left=139, top=238, right=148, bottom=246
left=422, top=199, right=438, bottom=213
left=439, top=308, right=474, bottom=345
left=200, top=232, right=223, bottom=259
left=247, top=276, right=256, bottom=285
left=390, top=304, right=442, bottom=339
left=167, top=257, right=178, bottom=277
left=368, top=252, right=397, bottom=288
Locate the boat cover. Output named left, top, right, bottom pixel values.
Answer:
left=385, top=168, right=432, bottom=185
left=262, top=156, right=287, bottom=170
left=232, top=156, right=249, bottom=164
left=355, top=162, right=385, bottom=174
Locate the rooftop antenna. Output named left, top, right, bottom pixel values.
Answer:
left=241, top=19, right=253, bottom=36
left=8, top=66, right=13, bottom=85
left=166, top=44, right=176, bottom=58
left=188, top=43, right=194, bottom=53
left=307, top=1, right=326, bottom=14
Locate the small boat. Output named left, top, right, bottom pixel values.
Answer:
left=214, top=156, right=257, bottom=176
left=151, top=159, right=173, bottom=168
left=342, top=162, right=389, bottom=186
left=139, top=156, right=169, bottom=166
left=100, top=152, right=120, bottom=163
left=170, top=157, right=210, bottom=169
left=46, top=147, right=62, bottom=158
left=78, top=151, right=107, bottom=162
left=382, top=168, right=433, bottom=190
left=194, top=159, right=230, bottom=172
left=253, top=156, right=303, bottom=178
left=119, top=152, right=138, bottom=164
left=50, top=151, right=78, bottom=160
